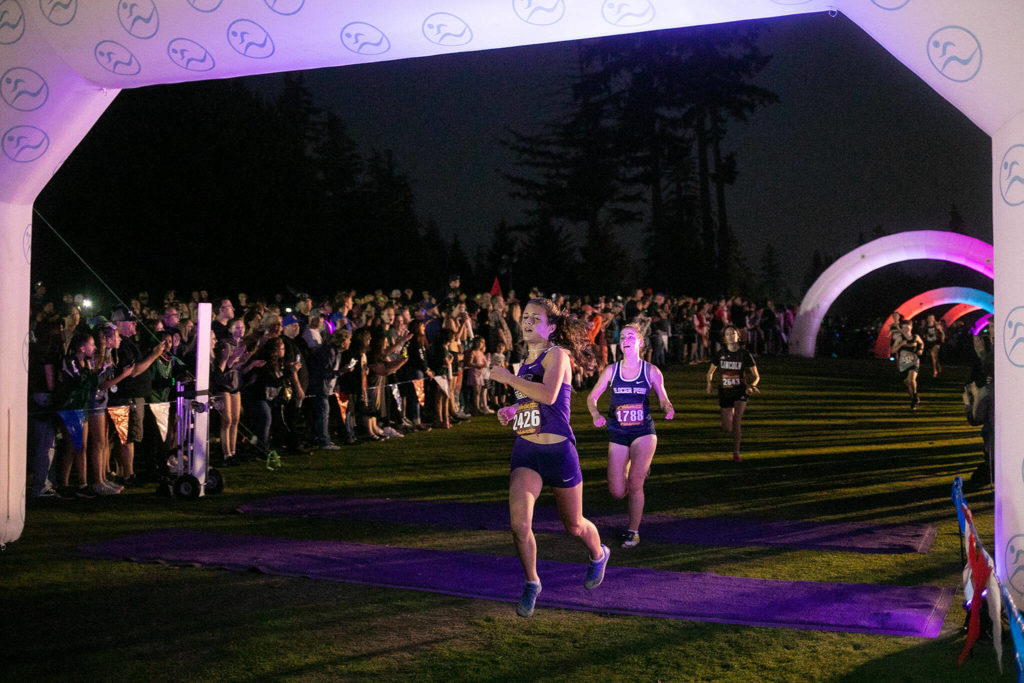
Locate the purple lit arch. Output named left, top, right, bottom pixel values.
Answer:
left=790, top=231, right=993, bottom=358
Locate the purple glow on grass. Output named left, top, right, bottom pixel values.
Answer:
left=792, top=232, right=993, bottom=357
left=872, top=287, right=993, bottom=359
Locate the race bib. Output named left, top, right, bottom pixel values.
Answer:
left=614, top=403, right=645, bottom=427
left=512, top=401, right=541, bottom=436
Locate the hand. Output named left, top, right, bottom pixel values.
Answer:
left=749, top=386, right=760, bottom=394
left=497, top=405, right=517, bottom=426
left=490, top=365, right=515, bottom=385
left=592, top=414, right=606, bottom=428
left=250, top=359, right=266, bottom=368
left=664, top=406, right=675, bottom=420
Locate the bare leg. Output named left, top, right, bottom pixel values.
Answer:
left=731, top=401, right=748, bottom=457
left=624, top=435, right=657, bottom=531
left=509, top=467, right=543, bottom=582
left=552, top=481, right=603, bottom=561
left=720, top=407, right=734, bottom=433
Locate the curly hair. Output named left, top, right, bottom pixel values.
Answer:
left=527, top=298, right=595, bottom=372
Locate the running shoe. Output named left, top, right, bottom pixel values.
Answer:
left=584, top=545, right=610, bottom=590
left=733, top=451, right=742, bottom=463
left=320, top=443, right=342, bottom=451
left=101, top=480, right=124, bottom=493
left=74, top=486, right=98, bottom=500
left=91, top=482, right=120, bottom=496
left=33, top=483, right=57, bottom=498
left=516, top=581, right=542, bottom=617
left=620, top=530, right=639, bottom=548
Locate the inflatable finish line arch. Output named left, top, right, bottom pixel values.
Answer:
left=2, top=0, right=1024, bottom=597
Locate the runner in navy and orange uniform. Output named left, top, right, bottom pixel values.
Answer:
left=587, top=323, right=674, bottom=548
left=706, top=325, right=760, bottom=462
left=491, top=298, right=609, bottom=618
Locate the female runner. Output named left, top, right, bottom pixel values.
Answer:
left=587, top=323, right=674, bottom=548
left=491, top=298, right=609, bottom=618
left=706, top=325, right=759, bottom=462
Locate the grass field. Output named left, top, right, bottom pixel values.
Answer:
left=2, top=356, right=1011, bottom=681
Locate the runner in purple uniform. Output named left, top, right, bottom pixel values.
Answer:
left=491, top=297, right=609, bottom=617
left=587, top=323, right=674, bottom=548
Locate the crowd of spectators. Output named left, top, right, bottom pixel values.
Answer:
left=26, top=276, right=808, bottom=500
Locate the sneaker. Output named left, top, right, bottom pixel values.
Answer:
left=620, top=530, right=639, bottom=548
left=912, top=395, right=921, bottom=410
left=733, top=452, right=742, bottom=463
left=516, top=581, right=542, bottom=617
left=56, top=486, right=78, bottom=500
left=455, top=412, right=472, bottom=420
left=123, top=474, right=140, bottom=488
left=33, top=484, right=57, bottom=498
left=91, top=482, right=120, bottom=496
left=381, top=427, right=404, bottom=438
left=320, top=443, right=342, bottom=451
left=101, top=480, right=124, bottom=494
left=584, top=544, right=610, bottom=590
left=74, top=485, right=98, bottom=500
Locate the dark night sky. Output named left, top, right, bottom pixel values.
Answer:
left=247, top=11, right=993, bottom=289
left=34, top=11, right=992, bottom=303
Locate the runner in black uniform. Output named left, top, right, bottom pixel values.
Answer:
left=706, top=325, right=759, bottom=462
left=588, top=323, right=674, bottom=548
left=893, top=319, right=924, bottom=410
left=922, top=314, right=945, bottom=377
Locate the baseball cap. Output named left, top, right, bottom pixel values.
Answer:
left=281, top=313, right=300, bottom=327
left=110, top=306, right=137, bottom=323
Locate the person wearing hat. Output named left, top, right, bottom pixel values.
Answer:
left=294, top=293, right=312, bottom=330
left=109, top=306, right=170, bottom=485
left=280, top=312, right=310, bottom=453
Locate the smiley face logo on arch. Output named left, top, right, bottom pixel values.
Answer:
left=341, top=22, right=390, bottom=55
left=999, top=145, right=1024, bottom=206
left=2, top=67, right=48, bottom=111
left=927, top=26, right=982, bottom=82
left=118, top=0, right=159, bottom=39
left=228, top=19, right=274, bottom=59
left=513, top=0, right=565, bottom=26
left=1006, top=535, right=1024, bottom=595
left=95, top=41, right=142, bottom=76
left=601, top=0, right=654, bottom=27
left=422, top=12, right=472, bottom=47
left=168, top=38, right=215, bottom=72
left=1003, top=306, right=1024, bottom=367
left=0, top=0, right=25, bottom=45
left=2, top=125, right=48, bottom=163
left=39, top=0, right=76, bottom=26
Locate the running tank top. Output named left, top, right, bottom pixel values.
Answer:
left=607, top=360, right=654, bottom=432
left=512, top=347, right=575, bottom=442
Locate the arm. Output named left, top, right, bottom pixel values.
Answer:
left=130, top=340, right=168, bottom=377
left=746, top=365, right=761, bottom=394
left=587, top=364, right=616, bottom=427
left=491, top=348, right=569, bottom=405
left=706, top=364, right=717, bottom=394
left=649, top=365, right=675, bottom=419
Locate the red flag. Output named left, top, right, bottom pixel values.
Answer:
left=959, top=529, right=992, bottom=666
left=335, top=392, right=349, bottom=423
left=490, top=276, right=502, bottom=298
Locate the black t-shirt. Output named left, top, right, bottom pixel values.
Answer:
left=281, top=334, right=309, bottom=391
left=110, top=336, right=152, bottom=404
left=211, top=320, right=231, bottom=342
left=712, top=347, right=756, bottom=390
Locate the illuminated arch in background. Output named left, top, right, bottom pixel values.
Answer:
left=871, top=287, right=993, bottom=359
left=972, top=314, right=994, bottom=336
left=4, top=0, right=1024, bottom=604
left=942, top=303, right=983, bottom=329
left=789, top=231, right=993, bottom=358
